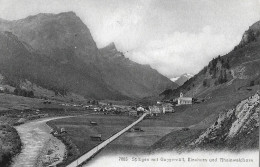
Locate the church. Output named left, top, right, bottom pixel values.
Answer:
left=177, top=92, right=192, bottom=105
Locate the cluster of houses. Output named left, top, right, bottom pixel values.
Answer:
left=128, top=103, right=175, bottom=117
left=58, top=92, right=194, bottom=118
left=129, top=92, right=193, bottom=117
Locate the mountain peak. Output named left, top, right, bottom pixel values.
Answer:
left=99, top=42, right=120, bottom=57
left=249, top=20, right=260, bottom=31
left=237, top=20, right=260, bottom=48
left=20, top=11, right=78, bottom=23
left=58, top=11, right=76, bottom=16
left=102, top=42, right=117, bottom=51
left=171, top=73, right=193, bottom=86
left=0, top=12, right=177, bottom=100
left=183, top=73, right=193, bottom=78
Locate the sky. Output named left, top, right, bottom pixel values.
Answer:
left=0, top=0, right=260, bottom=78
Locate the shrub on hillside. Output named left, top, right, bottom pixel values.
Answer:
left=0, top=125, right=22, bottom=167
left=14, top=88, right=34, bottom=98
left=218, top=70, right=228, bottom=84
left=203, top=79, right=209, bottom=87
left=250, top=80, right=255, bottom=87
left=0, top=152, right=12, bottom=167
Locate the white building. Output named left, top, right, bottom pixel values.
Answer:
left=177, top=92, right=192, bottom=105
left=137, top=106, right=145, bottom=112
left=148, top=106, right=161, bottom=116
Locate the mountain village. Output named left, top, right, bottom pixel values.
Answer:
left=0, top=3, right=259, bottom=167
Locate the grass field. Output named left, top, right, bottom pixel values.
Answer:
left=47, top=115, right=136, bottom=154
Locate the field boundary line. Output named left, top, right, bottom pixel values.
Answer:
left=66, top=113, right=147, bottom=167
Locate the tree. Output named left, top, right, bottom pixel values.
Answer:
left=222, top=58, right=230, bottom=69
left=28, top=91, right=34, bottom=98
left=247, top=29, right=257, bottom=43
left=218, top=70, right=228, bottom=84
left=250, top=80, right=255, bottom=87
left=203, top=79, right=207, bottom=87
left=212, top=68, right=217, bottom=78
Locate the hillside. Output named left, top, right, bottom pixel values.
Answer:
left=0, top=12, right=176, bottom=100
left=161, top=20, right=260, bottom=100
left=0, top=31, right=124, bottom=100
left=153, top=20, right=260, bottom=152
left=152, top=92, right=259, bottom=151
left=0, top=124, right=21, bottom=167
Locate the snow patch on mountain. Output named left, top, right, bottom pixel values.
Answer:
left=170, top=77, right=180, bottom=82
left=171, top=73, right=193, bottom=86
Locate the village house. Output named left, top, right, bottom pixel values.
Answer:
left=137, top=106, right=145, bottom=112
left=148, top=105, right=161, bottom=116
left=177, top=92, right=192, bottom=105
left=129, top=110, right=138, bottom=117
left=162, top=103, right=174, bottom=113
left=136, top=106, right=145, bottom=115
left=0, top=86, right=4, bottom=92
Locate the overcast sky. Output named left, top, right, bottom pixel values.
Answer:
left=0, top=0, right=260, bottom=78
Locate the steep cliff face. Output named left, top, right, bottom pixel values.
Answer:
left=190, top=92, right=259, bottom=150
left=0, top=31, right=125, bottom=100
left=99, top=43, right=178, bottom=98
left=0, top=12, right=99, bottom=62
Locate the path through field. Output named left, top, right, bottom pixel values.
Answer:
left=11, top=116, right=71, bottom=167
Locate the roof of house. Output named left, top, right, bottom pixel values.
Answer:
left=178, top=97, right=192, bottom=101
left=129, top=110, right=137, bottom=113
left=162, top=103, right=173, bottom=107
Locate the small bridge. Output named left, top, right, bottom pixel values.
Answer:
left=67, top=113, right=147, bottom=167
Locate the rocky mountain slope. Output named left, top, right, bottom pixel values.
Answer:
left=0, top=12, right=176, bottom=100
left=189, top=92, right=259, bottom=150
left=0, top=31, right=123, bottom=100
left=152, top=92, right=259, bottom=151
left=99, top=42, right=178, bottom=98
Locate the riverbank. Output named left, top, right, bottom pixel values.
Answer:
left=0, top=124, right=22, bottom=167
left=11, top=116, right=71, bottom=167
left=35, top=136, right=66, bottom=167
